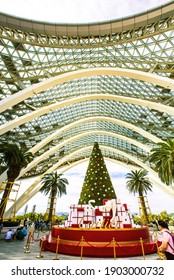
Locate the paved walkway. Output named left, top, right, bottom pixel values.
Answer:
left=0, top=230, right=159, bottom=260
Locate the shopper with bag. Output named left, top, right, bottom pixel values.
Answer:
left=158, top=220, right=174, bottom=260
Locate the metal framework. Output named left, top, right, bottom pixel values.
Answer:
left=0, top=2, right=174, bottom=215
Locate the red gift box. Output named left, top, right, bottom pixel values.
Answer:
left=123, top=224, right=131, bottom=228
left=95, top=208, right=103, bottom=216
left=71, top=224, right=79, bottom=228
left=83, top=221, right=91, bottom=225
left=123, top=203, right=128, bottom=211
left=77, top=207, right=84, bottom=212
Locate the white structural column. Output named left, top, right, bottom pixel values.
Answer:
left=1, top=67, right=174, bottom=114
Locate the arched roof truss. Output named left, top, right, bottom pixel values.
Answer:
left=0, top=2, right=174, bottom=215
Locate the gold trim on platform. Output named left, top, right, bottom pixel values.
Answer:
left=53, top=226, right=148, bottom=232
left=53, top=237, right=150, bottom=246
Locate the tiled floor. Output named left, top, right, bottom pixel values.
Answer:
left=0, top=231, right=159, bottom=260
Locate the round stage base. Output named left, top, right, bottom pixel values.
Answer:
left=42, top=226, right=158, bottom=258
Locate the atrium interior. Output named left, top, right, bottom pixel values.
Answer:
left=0, top=1, right=174, bottom=218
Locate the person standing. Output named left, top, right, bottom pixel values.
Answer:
left=158, top=220, right=174, bottom=260
left=0, top=221, right=3, bottom=233
left=23, top=218, right=28, bottom=229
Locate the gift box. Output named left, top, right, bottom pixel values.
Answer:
left=72, top=210, right=84, bottom=218
left=122, top=217, right=129, bottom=223
left=71, top=224, right=79, bottom=228
left=84, top=207, right=95, bottom=215
left=70, top=204, right=78, bottom=211
left=71, top=216, right=83, bottom=225
left=116, top=216, right=123, bottom=221
left=83, top=220, right=92, bottom=225
left=122, top=216, right=132, bottom=226
left=123, top=224, right=132, bottom=228
left=71, top=216, right=80, bottom=222
left=95, top=208, right=103, bottom=216
left=123, top=203, right=128, bottom=211
left=122, top=212, right=129, bottom=217
left=83, top=213, right=94, bottom=222
left=117, top=205, right=126, bottom=216
left=77, top=207, right=84, bottom=212
left=65, top=220, right=72, bottom=227
left=102, top=210, right=112, bottom=217
left=117, top=221, right=123, bottom=228
left=95, top=216, right=103, bottom=224
left=116, top=198, right=121, bottom=204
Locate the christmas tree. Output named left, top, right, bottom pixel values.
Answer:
left=78, top=142, right=116, bottom=206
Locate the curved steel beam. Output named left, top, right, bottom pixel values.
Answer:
left=5, top=144, right=174, bottom=218
left=1, top=67, right=174, bottom=114
left=0, top=2, right=173, bottom=45
left=19, top=129, right=150, bottom=178
left=1, top=93, right=173, bottom=137
left=0, top=2, right=173, bottom=36
left=0, top=114, right=162, bottom=145
left=28, top=114, right=162, bottom=156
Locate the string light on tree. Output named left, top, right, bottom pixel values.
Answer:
left=78, top=142, right=116, bottom=206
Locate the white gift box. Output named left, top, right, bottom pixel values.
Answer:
left=122, top=212, right=129, bottom=217
left=117, top=221, right=123, bottom=228
left=116, top=216, right=123, bottom=222
left=65, top=220, right=71, bottom=227
left=102, top=211, right=112, bottom=217
left=95, top=216, right=104, bottom=224
left=71, top=217, right=83, bottom=224
left=83, top=214, right=94, bottom=222
left=68, top=199, right=134, bottom=229
left=70, top=204, right=78, bottom=211
left=72, top=210, right=84, bottom=219
left=116, top=198, right=121, bottom=204
left=84, top=208, right=95, bottom=216
left=122, top=217, right=131, bottom=224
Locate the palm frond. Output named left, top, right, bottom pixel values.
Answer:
left=149, top=138, right=174, bottom=185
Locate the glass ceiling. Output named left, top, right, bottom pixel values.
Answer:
left=0, top=2, right=174, bottom=194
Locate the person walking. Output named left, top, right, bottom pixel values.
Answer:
left=158, top=220, right=174, bottom=260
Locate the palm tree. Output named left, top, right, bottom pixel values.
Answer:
left=0, top=142, right=33, bottom=221
left=149, top=138, right=174, bottom=186
left=125, top=169, right=153, bottom=224
left=40, top=172, right=69, bottom=222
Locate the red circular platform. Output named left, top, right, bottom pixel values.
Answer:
left=42, top=226, right=157, bottom=258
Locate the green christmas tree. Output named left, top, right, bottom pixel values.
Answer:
left=78, top=142, right=116, bottom=206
